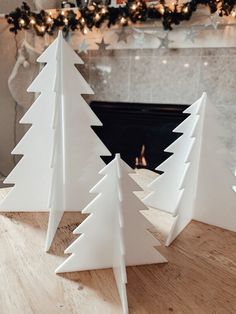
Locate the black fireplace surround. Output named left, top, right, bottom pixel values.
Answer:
left=90, top=101, right=189, bottom=172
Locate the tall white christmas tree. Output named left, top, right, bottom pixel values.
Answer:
left=56, top=154, right=167, bottom=314
left=0, top=31, right=111, bottom=251
left=144, top=93, right=236, bottom=246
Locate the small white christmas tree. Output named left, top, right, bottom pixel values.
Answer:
left=56, top=154, right=167, bottom=314
left=144, top=93, right=236, bottom=246
left=0, top=31, right=111, bottom=251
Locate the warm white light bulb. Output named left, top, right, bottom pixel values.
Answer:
left=95, top=13, right=100, bottom=21
left=159, top=6, right=165, bottom=14
left=120, top=17, right=126, bottom=24
left=30, top=18, right=36, bottom=25
left=19, top=18, right=25, bottom=26
left=101, top=7, right=107, bottom=14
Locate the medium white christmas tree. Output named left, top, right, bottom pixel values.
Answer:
left=165, top=94, right=207, bottom=246
left=144, top=93, right=236, bottom=246
left=56, top=154, right=167, bottom=314
left=167, top=93, right=236, bottom=245
left=143, top=94, right=203, bottom=214
left=0, top=31, right=111, bottom=251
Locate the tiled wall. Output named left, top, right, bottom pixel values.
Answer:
left=79, top=47, right=236, bottom=163
left=1, top=45, right=236, bottom=182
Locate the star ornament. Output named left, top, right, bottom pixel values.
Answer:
left=185, top=28, right=200, bottom=43
left=116, top=28, right=130, bottom=43
left=204, top=13, right=221, bottom=30
left=79, top=39, right=89, bottom=54
left=96, top=37, right=110, bottom=52
left=133, top=28, right=145, bottom=46
left=157, top=32, right=174, bottom=49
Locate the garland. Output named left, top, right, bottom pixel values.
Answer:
left=5, top=0, right=236, bottom=36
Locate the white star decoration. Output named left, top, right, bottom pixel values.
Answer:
left=133, top=28, right=145, bottom=46
left=157, top=32, right=174, bottom=49
left=204, top=13, right=221, bottom=30
left=185, top=28, right=200, bottom=43
left=78, top=39, right=89, bottom=54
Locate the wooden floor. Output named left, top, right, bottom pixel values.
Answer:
left=0, top=170, right=236, bottom=314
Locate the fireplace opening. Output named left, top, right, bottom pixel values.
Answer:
left=90, top=101, right=189, bottom=172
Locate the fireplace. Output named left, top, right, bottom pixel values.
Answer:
left=90, top=101, right=189, bottom=172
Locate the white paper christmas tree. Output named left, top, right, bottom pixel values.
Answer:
left=144, top=93, right=236, bottom=246
left=56, top=154, right=167, bottom=314
left=0, top=31, right=111, bottom=251
left=143, top=94, right=202, bottom=214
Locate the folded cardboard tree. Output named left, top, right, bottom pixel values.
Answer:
left=56, top=154, right=167, bottom=314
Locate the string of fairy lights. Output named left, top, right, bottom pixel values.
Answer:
left=5, top=0, right=236, bottom=37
